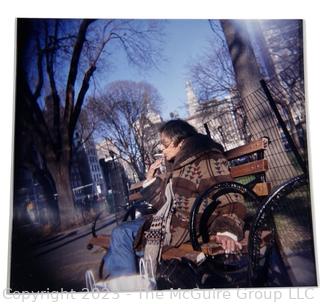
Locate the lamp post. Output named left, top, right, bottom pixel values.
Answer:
left=103, top=149, right=129, bottom=224
left=103, top=154, right=115, bottom=215
left=110, top=150, right=124, bottom=224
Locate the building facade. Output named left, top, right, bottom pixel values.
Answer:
left=185, top=82, right=245, bottom=150
left=71, top=132, right=105, bottom=204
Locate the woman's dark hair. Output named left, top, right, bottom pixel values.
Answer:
left=159, top=119, right=198, bottom=146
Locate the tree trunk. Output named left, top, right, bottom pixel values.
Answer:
left=221, top=20, right=301, bottom=186
left=251, top=21, right=304, bottom=154
left=221, top=20, right=262, bottom=95
left=47, top=160, right=78, bottom=231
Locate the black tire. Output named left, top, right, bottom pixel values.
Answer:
left=189, top=181, right=261, bottom=251
left=248, top=174, right=310, bottom=286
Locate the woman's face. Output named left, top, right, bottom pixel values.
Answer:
left=160, top=133, right=182, bottom=161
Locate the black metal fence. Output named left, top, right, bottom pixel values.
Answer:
left=204, top=61, right=307, bottom=188
left=204, top=61, right=316, bottom=286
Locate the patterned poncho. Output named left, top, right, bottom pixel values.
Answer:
left=134, top=134, right=246, bottom=262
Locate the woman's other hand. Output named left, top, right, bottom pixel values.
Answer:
left=210, top=234, right=242, bottom=254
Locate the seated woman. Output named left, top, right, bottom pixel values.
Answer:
left=103, top=119, right=246, bottom=279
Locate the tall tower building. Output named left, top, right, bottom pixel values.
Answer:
left=186, top=81, right=199, bottom=117
left=146, top=103, right=163, bottom=124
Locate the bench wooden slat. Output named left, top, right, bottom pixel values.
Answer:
left=230, top=159, right=268, bottom=178
left=162, top=243, right=196, bottom=260
left=162, top=230, right=273, bottom=260
left=252, top=182, right=272, bottom=196
left=129, top=182, right=271, bottom=200
left=87, top=235, right=110, bottom=249
left=128, top=138, right=271, bottom=201
left=128, top=192, right=143, bottom=202
left=129, top=160, right=269, bottom=200
left=129, top=181, right=144, bottom=191
left=225, top=138, right=269, bottom=161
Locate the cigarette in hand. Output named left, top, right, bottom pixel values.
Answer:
left=154, top=154, right=166, bottom=173
left=154, top=153, right=164, bottom=159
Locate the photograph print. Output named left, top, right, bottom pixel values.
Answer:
left=10, top=19, right=316, bottom=292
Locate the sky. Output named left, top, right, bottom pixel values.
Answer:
left=100, top=20, right=214, bottom=119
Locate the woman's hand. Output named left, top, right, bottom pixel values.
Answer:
left=146, top=159, right=163, bottom=180
left=210, top=234, right=242, bottom=254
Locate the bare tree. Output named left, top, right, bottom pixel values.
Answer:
left=188, top=20, right=238, bottom=101
left=89, top=80, right=163, bottom=181
left=16, top=19, right=164, bottom=230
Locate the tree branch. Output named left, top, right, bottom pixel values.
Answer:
left=70, top=32, right=114, bottom=137
left=64, top=19, right=95, bottom=124
left=44, top=20, right=62, bottom=150
left=33, top=37, right=44, bottom=100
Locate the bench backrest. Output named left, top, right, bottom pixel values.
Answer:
left=128, top=137, right=271, bottom=201
left=226, top=137, right=270, bottom=196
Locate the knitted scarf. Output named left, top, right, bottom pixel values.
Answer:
left=143, top=179, right=176, bottom=275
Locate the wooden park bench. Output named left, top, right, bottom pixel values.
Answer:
left=88, top=137, right=271, bottom=251
left=86, top=136, right=309, bottom=287
left=87, top=137, right=273, bottom=285
left=225, top=137, right=271, bottom=196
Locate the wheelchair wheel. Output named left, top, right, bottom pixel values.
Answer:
left=248, top=174, right=316, bottom=287
left=189, top=181, right=268, bottom=287
left=189, top=181, right=262, bottom=251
